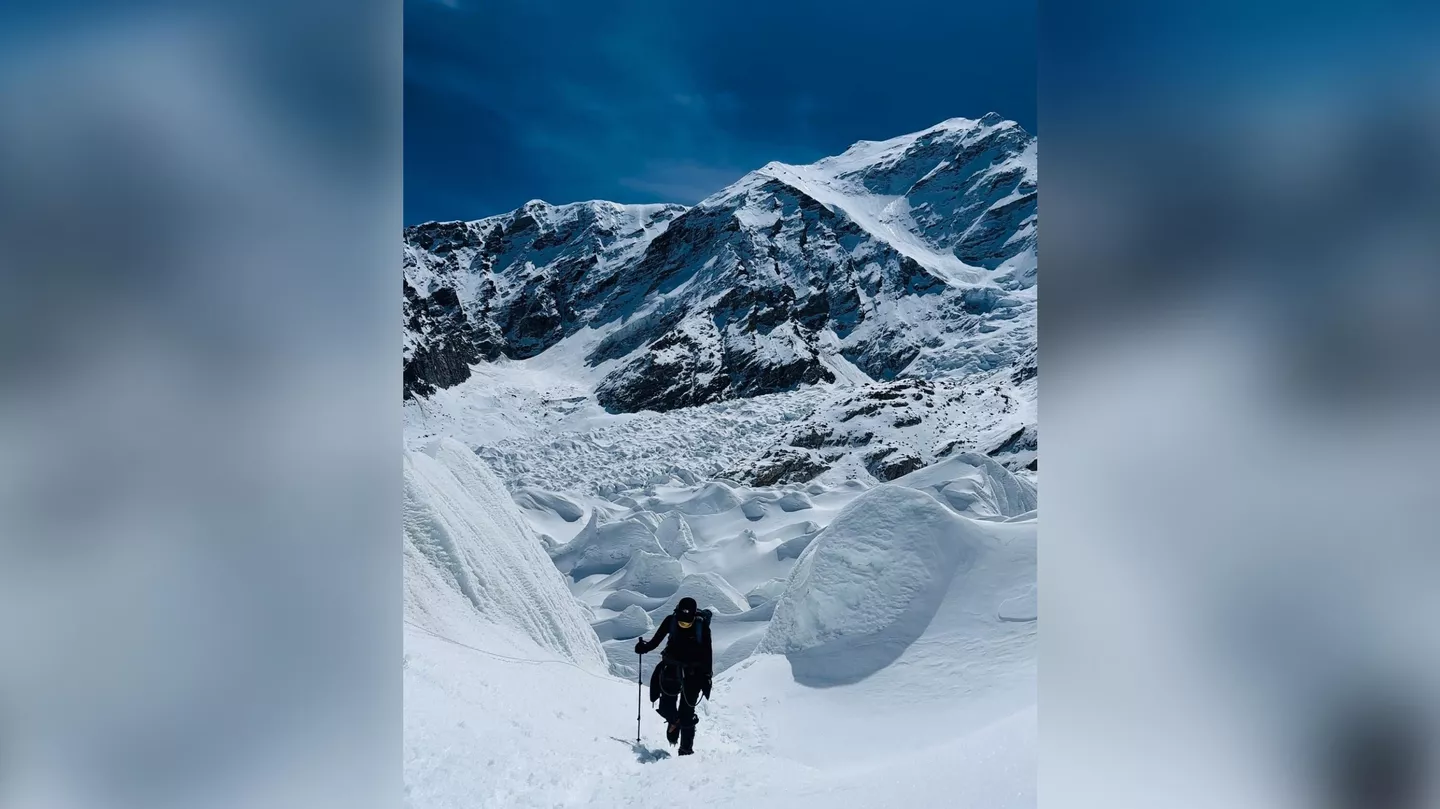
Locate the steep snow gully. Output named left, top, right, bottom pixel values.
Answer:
left=403, top=116, right=1037, bottom=808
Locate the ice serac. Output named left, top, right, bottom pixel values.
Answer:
left=591, top=604, right=653, bottom=641
left=402, top=115, right=1037, bottom=414
left=650, top=572, right=749, bottom=616
left=654, top=511, right=696, bottom=558
left=746, top=577, right=789, bottom=608
left=615, top=549, right=683, bottom=597
left=550, top=512, right=666, bottom=581
left=760, top=485, right=986, bottom=685
left=403, top=438, right=605, bottom=670
left=726, top=369, right=1038, bottom=486
left=892, top=449, right=1037, bottom=518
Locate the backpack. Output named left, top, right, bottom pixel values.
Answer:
left=691, top=609, right=712, bottom=643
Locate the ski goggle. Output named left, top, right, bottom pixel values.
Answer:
left=676, top=619, right=694, bottom=629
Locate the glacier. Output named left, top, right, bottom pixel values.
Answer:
left=403, top=116, right=1037, bottom=808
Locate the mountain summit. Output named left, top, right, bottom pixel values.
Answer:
left=403, top=115, right=1036, bottom=413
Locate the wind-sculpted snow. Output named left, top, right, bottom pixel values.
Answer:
left=746, top=578, right=788, bottom=608
left=666, top=481, right=743, bottom=516
left=998, top=584, right=1037, bottom=623
left=653, top=512, right=696, bottom=558
left=511, top=487, right=585, bottom=522
left=650, top=572, right=749, bottom=616
left=404, top=444, right=1035, bottom=806
left=591, top=604, right=653, bottom=641
left=775, top=532, right=819, bottom=561
left=740, top=496, right=769, bottom=521
left=775, top=492, right=813, bottom=512
left=550, top=512, right=665, bottom=580
left=758, top=520, right=823, bottom=542
left=614, top=550, right=683, bottom=598
left=892, top=449, right=1037, bottom=518
left=403, top=439, right=605, bottom=670
left=601, top=589, right=666, bottom=612
left=760, top=485, right=984, bottom=685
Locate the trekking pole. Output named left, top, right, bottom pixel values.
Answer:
left=635, top=652, right=643, bottom=746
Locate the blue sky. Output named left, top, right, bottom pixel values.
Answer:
left=405, top=0, right=1036, bottom=224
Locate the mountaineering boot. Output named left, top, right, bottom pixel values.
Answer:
left=666, top=723, right=680, bottom=746
left=678, top=725, right=695, bottom=756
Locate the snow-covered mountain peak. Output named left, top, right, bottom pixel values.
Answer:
left=404, top=116, right=1037, bottom=414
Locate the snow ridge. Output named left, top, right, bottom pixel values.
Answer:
left=403, top=115, right=1036, bottom=415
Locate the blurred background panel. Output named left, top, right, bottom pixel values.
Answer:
left=1042, top=2, right=1440, bottom=809
left=0, top=1, right=400, bottom=808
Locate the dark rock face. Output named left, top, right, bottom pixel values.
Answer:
left=865, top=447, right=925, bottom=481
left=984, top=423, right=1039, bottom=474
left=576, top=177, right=950, bottom=412
left=593, top=324, right=730, bottom=413
left=403, top=279, right=488, bottom=400
left=988, top=425, right=1038, bottom=457
left=725, top=448, right=832, bottom=487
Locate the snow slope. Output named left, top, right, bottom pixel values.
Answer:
left=403, top=438, right=605, bottom=671
left=404, top=500, right=1035, bottom=809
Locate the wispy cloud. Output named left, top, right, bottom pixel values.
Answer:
left=618, top=159, right=749, bottom=203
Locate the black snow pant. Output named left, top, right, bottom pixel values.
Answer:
left=651, top=660, right=704, bottom=750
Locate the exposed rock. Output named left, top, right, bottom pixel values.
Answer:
left=402, top=117, right=1038, bottom=410
left=726, top=447, right=831, bottom=487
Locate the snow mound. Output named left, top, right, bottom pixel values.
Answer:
left=551, top=512, right=665, bottom=580
left=714, top=633, right=766, bottom=674
left=998, top=584, right=1036, bottom=622
left=654, top=512, right=696, bottom=558
left=741, top=496, right=768, bottom=521
left=627, top=510, right=662, bottom=531
left=776, top=532, right=818, bottom=561
left=760, top=484, right=986, bottom=685
left=511, top=487, right=585, bottom=522
left=591, top=604, right=653, bottom=641
left=650, top=572, right=749, bottom=616
left=601, top=589, right=666, bottom=612
left=776, top=491, right=813, bottom=512
left=672, top=481, right=743, bottom=516
left=403, top=439, right=605, bottom=670
left=761, top=520, right=822, bottom=541
left=746, top=578, right=789, bottom=608
left=893, top=450, right=1037, bottom=518
left=600, top=638, right=664, bottom=681
left=614, top=550, right=683, bottom=598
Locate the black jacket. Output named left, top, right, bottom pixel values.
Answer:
left=637, top=609, right=712, bottom=676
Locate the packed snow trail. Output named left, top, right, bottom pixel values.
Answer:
left=405, top=617, right=1034, bottom=808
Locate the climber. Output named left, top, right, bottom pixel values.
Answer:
left=635, top=596, right=713, bottom=756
